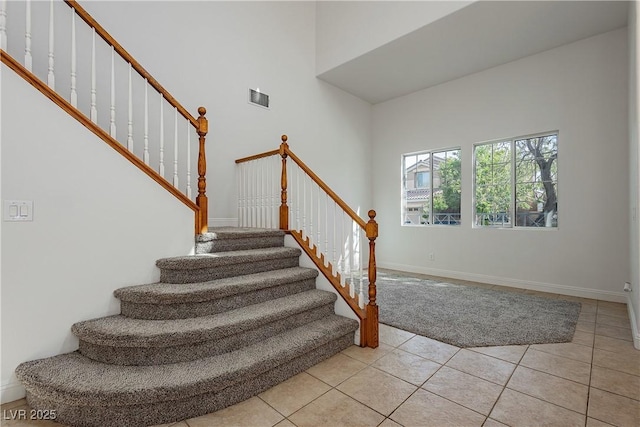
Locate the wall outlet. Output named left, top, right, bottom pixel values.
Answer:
left=429, top=253, right=435, bottom=261
left=624, top=282, right=632, bottom=292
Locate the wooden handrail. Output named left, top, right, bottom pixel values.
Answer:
left=63, top=0, right=198, bottom=129
left=284, top=146, right=367, bottom=230
left=233, top=134, right=379, bottom=347
left=235, top=149, right=280, bottom=164
left=235, top=136, right=366, bottom=230
left=1, top=49, right=199, bottom=216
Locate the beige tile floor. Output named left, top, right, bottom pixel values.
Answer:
left=2, top=280, right=639, bottom=427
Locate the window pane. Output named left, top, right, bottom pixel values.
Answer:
left=402, top=148, right=460, bottom=226
left=515, top=134, right=558, bottom=228
left=402, top=152, right=430, bottom=225
left=432, top=149, right=461, bottom=225
left=474, top=142, right=511, bottom=227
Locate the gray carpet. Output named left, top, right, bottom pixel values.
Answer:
left=376, top=270, right=581, bottom=347
left=16, top=228, right=359, bottom=427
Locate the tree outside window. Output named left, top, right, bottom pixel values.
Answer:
left=474, top=133, right=558, bottom=228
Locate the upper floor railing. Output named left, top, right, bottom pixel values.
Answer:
left=236, top=136, right=379, bottom=348
left=0, top=0, right=208, bottom=233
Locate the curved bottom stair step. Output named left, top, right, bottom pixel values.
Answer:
left=17, top=316, right=358, bottom=427
left=75, top=290, right=338, bottom=365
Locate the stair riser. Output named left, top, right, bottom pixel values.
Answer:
left=120, top=279, right=316, bottom=320
left=79, top=304, right=336, bottom=365
left=25, top=333, right=354, bottom=427
left=159, top=257, right=299, bottom=284
left=195, top=235, right=285, bottom=254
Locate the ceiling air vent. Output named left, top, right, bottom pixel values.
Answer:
left=249, top=88, right=269, bottom=109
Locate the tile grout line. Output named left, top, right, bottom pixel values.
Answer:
left=482, top=345, right=527, bottom=425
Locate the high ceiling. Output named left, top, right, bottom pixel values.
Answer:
left=317, top=1, right=630, bottom=104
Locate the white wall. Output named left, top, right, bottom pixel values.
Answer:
left=372, top=29, right=630, bottom=302
left=629, top=1, right=640, bottom=348
left=80, top=1, right=373, bottom=226
left=1, top=1, right=373, bottom=403
left=315, top=1, right=472, bottom=75
left=1, top=69, right=196, bottom=402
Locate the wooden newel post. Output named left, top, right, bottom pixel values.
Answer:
left=279, top=135, right=289, bottom=230
left=364, top=209, right=379, bottom=348
left=196, top=107, right=208, bottom=234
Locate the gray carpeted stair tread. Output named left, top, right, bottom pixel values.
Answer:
left=16, top=315, right=358, bottom=406
left=197, top=227, right=285, bottom=241
left=114, top=267, right=317, bottom=304
left=72, top=290, right=336, bottom=347
left=196, top=228, right=286, bottom=254
left=156, top=247, right=300, bottom=270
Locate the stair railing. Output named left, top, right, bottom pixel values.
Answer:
left=0, top=0, right=208, bottom=234
left=235, top=135, right=379, bottom=348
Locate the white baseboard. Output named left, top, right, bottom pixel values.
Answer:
left=378, top=261, right=628, bottom=303
left=628, top=294, right=640, bottom=350
left=1, top=381, right=25, bottom=405
left=208, top=218, right=238, bottom=228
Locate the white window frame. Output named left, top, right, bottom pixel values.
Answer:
left=402, top=147, right=461, bottom=227
left=472, top=131, right=558, bottom=229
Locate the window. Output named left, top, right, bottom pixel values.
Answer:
left=474, top=133, right=558, bottom=228
left=402, top=148, right=461, bottom=226
left=416, top=172, right=430, bottom=189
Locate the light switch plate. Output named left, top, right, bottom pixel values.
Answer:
left=4, top=200, right=33, bottom=221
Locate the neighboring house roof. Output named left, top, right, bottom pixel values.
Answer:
left=406, top=188, right=430, bottom=201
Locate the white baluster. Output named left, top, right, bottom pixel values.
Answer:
left=256, top=159, right=260, bottom=227
left=333, top=201, right=337, bottom=275
left=262, top=160, right=267, bottom=228
left=237, top=163, right=242, bottom=227
left=248, top=162, right=252, bottom=227
left=259, top=160, right=264, bottom=227
left=143, top=82, right=149, bottom=164
left=297, top=166, right=302, bottom=232
left=317, top=183, right=321, bottom=256
left=47, top=0, right=55, bottom=89
left=186, top=121, right=192, bottom=199
left=303, top=172, right=307, bottom=239
left=267, top=156, right=272, bottom=228
left=173, top=108, right=178, bottom=187
left=273, top=156, right=278, bottom=228
left=238, top=163, right=243, bottom=227
left=252, top=161, right=256, bottom=227
left=243, top=163, right=247, bottom=227
left=309, top=176, right=314, bottom=247
left=358, top=225, right=364, bottom=308
left=325, top=192, right=329, bottom=267
left=340, top=210, right=346, bottom=286
left=159, top=97, right=165, bottom=177
left=127, top=64, right=133, bottom=150
left=25, top=0, right=32, bottom=71
left=90, top=29, right=97, bottom=123
left=109, top=48, right=116, bottom=137
left=350, top=217, right=355, bottom=298
left=0, top=0, right=7, bottom=51
left=242, top=162, right=247, bottom=227
left=69, top=7, right=76, bottom=106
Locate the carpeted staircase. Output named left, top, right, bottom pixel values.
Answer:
left=15, top=228, right=358, bottom=427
